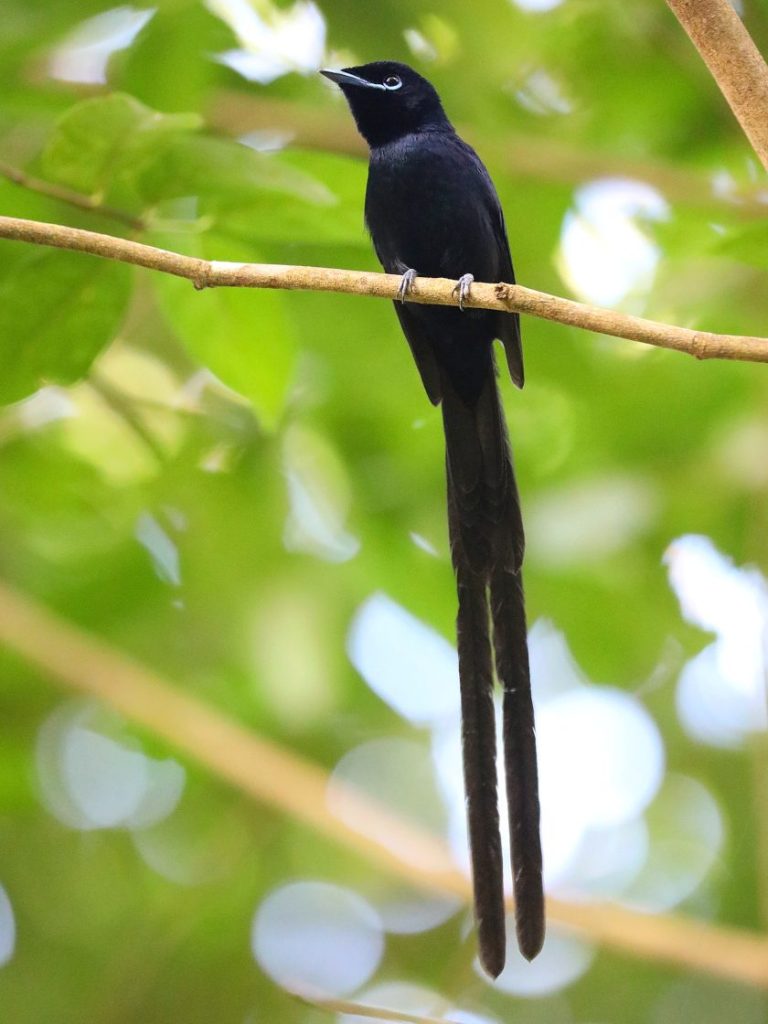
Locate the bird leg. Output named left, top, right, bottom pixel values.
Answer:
left=397, top=267, right=418, bottom=302
left=453, top=273, right=474, bottom=311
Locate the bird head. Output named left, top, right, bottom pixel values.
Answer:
left=320, top=61, right=451, bottom=147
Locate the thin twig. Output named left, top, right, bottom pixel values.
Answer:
left=666, top=0, right=768, bottom=173
left=0, top=577, right=767, bottom=986
left=0, top=160, right=145, bottom=230
left=88, top=372, right=168, bottom=464
left=1, top=214, right=767, bottom=364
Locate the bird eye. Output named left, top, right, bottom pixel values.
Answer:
left=383, top=75, right=402, bottom=90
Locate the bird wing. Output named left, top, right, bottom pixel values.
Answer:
left=454, top=136, right=524, bottom=390
left=490, top=200, right=524, bottom=389
left=393, top=302, right=443, bottom=405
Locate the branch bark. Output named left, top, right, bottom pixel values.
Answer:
left=666, top=0, right=768, bottom=172
left=0, top=575, right=767, bottom=987
left=1, top=214, right=767, bottom=364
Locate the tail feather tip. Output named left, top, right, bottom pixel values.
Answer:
left=516, top=917, right=545, bottom=962
left=478, top=940, right=505, bottom=979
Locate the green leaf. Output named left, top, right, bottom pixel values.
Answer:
left=216, top=149, right=368, bottom=246
left=136, top=135, right=334, bottom=209
left=714, top=220, right=768, bottom=271
left=0, top=249, right=131, bottom=404
left=41, top=93, right=201, bottom=197
left=150, top=234, right=295, bottom=428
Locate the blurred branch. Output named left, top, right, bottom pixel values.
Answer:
left=294, top=990, right=454, bottom=1024
left=2, top=576, right=768, bottom=987
left=670, top=0, right=768, bottom=901
left=211, top=91, right=768, bottom=217
left=2, top=214, right=768, bottom=364
left=0, top=159, right=144, bottom=230
left=88, top=372, right=168, bottom=464
left=749, top=736, right=768, bottom=929
left=666, top=0, right=768, bottom=172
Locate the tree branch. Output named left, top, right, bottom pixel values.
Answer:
left=294, top=991, right=456, bottom=1024
left=1, top=214, right=767, bottom=364
left=1, top=576, right=768, bottom=986
left=0, top=160, right=145, bottom=230
left=666, top=0, right=768, bottom=172
left=211, top=91, right=768, bottom=218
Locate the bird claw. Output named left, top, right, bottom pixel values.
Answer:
left=453, top=273, right=474, bottom=311
left=397, top=268, right=418, bottom=302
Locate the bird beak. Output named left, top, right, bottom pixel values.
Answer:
left=320, top=68, right=382, bottom=90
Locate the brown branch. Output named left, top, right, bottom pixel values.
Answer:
left=210, top=91, right=768, bottom=218
left=294, top=990, right=455, bottom=1024
left=88, top=372, right=168, bottom=464
left=666, top=0, right=768, bottom=173
left=1, top=214, right=767, bottom=364
left=0, top=160, right=145, bottom=230
left=750, top=736, right=768, bottom=929
left=1, top=576, right=768, bottom=986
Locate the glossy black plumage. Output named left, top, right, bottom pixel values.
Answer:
left=322, top=61, right=544, bottom=974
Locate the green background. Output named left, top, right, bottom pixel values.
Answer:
left=1, top=0, right=768, bottom=1020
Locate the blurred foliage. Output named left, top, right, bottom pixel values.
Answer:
left=1, top=0, right=768, bottom=1021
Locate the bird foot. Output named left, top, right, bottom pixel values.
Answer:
left=453, top=273, right=474, bottom=311
left=397, top=267, right=418, bottom=302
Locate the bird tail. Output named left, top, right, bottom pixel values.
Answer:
left=491, top=565, right=544, bottom=961
left=441, top=357, right=544, bottom=973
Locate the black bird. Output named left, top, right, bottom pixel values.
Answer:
left=321, top=61, right=544, bottom=975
